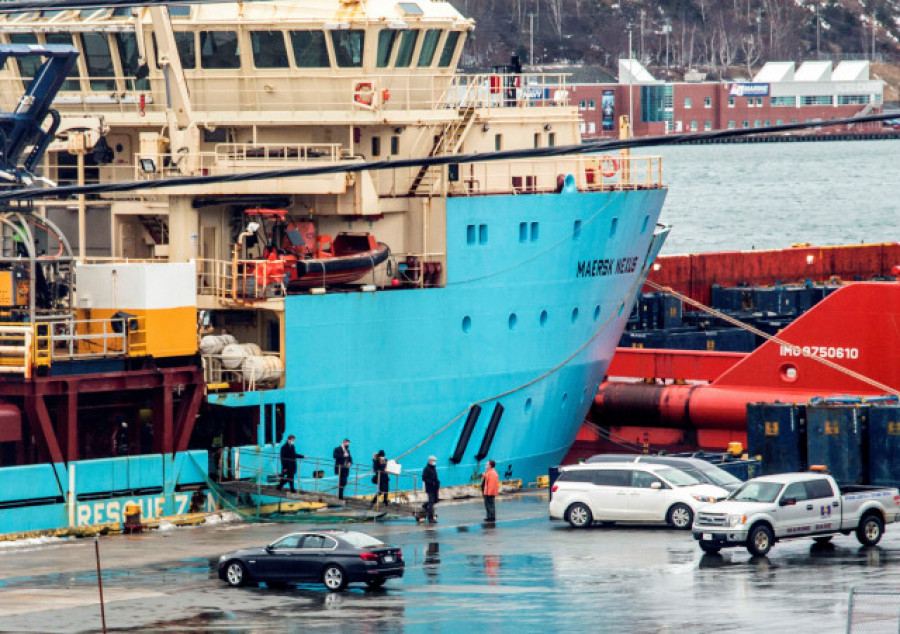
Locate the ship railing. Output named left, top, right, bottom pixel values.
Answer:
left=223, top=448, right=420, bottom=502
left=10, top=72, right=571, bottom=117
left=443, top=73, right=571, bottom=110
left=32, top=316, right=147, bottom=363
left=0, top=326, right=34, bottom=378
left=376, top=154, right=664, bottom=196
left=196, top=257, right=290, bottom=302
left=134, top=143, right=353, bottom=180
left=0, top=317, right=147, bottom=376
left=202, top=350, right=283, bottom=392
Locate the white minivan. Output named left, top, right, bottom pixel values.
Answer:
left=549, top=462, right=729, bottom=529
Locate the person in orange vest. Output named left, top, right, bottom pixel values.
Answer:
left=481, top=459, right=500, bottom=522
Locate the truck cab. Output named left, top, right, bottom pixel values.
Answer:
left=693, top=472, right=900, bottom=556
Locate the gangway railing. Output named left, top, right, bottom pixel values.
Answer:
left=219, top=448, right=420, bottom=509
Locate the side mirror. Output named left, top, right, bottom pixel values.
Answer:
left=779, top=497, right=796, bottom=506
left=266, top=545, right=275, bottom=553
left=650, top=482, right=662, bottom=490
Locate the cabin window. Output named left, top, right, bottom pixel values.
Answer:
left=417, top=29, right=441, bottom=67
left=114, top=33, right=149, bottom=90
left=200, top=31, right=240, bottom=70
left=395, top=30, right=418, bottom=67
left=377, top=30, right=397, bottom=68
left=173, top=32, right=196, bottom=69
left=168, top=5, right=191, bottom=17
left=371, top=136, right=381, bottom=157
left=45, top=33, right=82, bottom=90
left=290, top=31, right=329, bottom=68
left=519, top=222, right=528, bottom=243
left=494, top=134, right=502, bottom=151
left=251, top=31, right=289, bottom=68
left=9, top=33, right=40, bottom=88
left=438, top=31, right=460, bottom=67
left=390, top=136, right=399, bottom=155
left=548, top=132, right=556, bottom=147
left=533, top=133, right=540, bottom=148
left=331, top=30, right=364, bottom=68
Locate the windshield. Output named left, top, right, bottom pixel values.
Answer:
left=696, top=467, right=741, bottom=487
left=655, top=467, right=702, bottom=487
left=730, top=481, right=784, bottom=503
left=340, top=531, right=386, bottom=548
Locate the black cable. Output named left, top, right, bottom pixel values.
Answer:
left=1, top=111, right=897, bottom=203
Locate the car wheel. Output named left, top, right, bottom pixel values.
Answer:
left=224, top=560, right=249, bottom=587
left=365, top=578, right=386, bottom=589
left=699, top=541, right=721, bottom=554
left=566, top=502, right=593, bottom=529
left=747, top=525, right=774, bottom=557
left=857, top=514, right=884, bottom=547
left=322, top=564, right=348, bottom=592
left=666, top=503, right=694, bottom=530
left=813, top=536, right=833, bottom=545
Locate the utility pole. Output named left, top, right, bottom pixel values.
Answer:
left=639, top=10, right=645, bottom=63
left=872, top=12, right=876, bottom=61
left=528, top=12, right=535, bottom=67
left=816, top=3, right=820, bottom=58
left=628, top=23, right=633, bottom=139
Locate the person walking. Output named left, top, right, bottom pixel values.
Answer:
left=371, top=450, right=389, bottom=506
left=276, top=435, right=305, bottom=493
left=422, top=455, right=440, bottom=523
left=481, top=459, right=499, bottom=522
left=332, top=438, right=352, bottom=499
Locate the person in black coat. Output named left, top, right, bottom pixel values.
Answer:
left=371, top=450, right=389, bottom=506
left=332, top=439, right=352, bottom=499
left=276, top=435, right=305, bottom=493
left=422, top=455, right=440, bottom=523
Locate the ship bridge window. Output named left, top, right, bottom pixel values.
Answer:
left=417, top=29, right=441, bottom=67
left=45, top=33, right=82, bottom=90
left=114, top=33, right=149, bottom=90
left=169, top=5, right=192, bottom=18
left=173, top=32, right=196, bottom=70
left=112, top=7, right=134, bottom=17
left=331, top=30, right=364, bottom=68
left=81, top=33, right=116, bottom=90
left=394, top=30, right=419, bottom=67
left=251, top=31, right=289, bottom=68
left=438, top=31, right=460, bottom=67
left=290, top=31, right=329, bottom=68
left=8, top=33, right=40, bottom=88
left=377, top=29, right=398, bottom=68
left=200, top=31, right=241, bottom=70
left=397, top=3, right=424, bottom=15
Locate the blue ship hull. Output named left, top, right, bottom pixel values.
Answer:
left=215, top=187, right=668, bottom=490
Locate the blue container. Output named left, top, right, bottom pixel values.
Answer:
left=806, top=404, right=864, bottom=484
left=866, top=405, right=900, bottom=488
left=659, top=294, right=683, bottom=329
left=747, top=403, right=805, bottom=475
left=711, top=285, right=751, bottom=313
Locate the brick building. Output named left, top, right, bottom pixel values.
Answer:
left=571, top=59, right=884, bottom=139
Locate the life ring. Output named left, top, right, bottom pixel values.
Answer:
left=354, top=82, right=374, bottom=106
left=599, top=155, right=619, bottom=177
left=382, top=88, right=390, bottom=103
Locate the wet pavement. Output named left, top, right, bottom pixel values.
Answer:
left=0, top=492, right=897, bottom=633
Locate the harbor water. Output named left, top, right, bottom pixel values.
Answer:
left=656, top=139, right=900, bottom=255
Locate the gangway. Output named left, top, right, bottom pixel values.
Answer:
left=219, top=480, right=428, bottom=520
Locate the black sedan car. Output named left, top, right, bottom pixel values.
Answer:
left=217, top=529, right=404, bottom=592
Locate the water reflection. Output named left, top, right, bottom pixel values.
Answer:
left=424, top=542, right=440, bottom=584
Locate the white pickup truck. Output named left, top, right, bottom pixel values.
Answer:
left=692, top=472, right=900, bottom=556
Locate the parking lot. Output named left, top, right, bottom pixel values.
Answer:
left=0, top=492, right=898, bottom=633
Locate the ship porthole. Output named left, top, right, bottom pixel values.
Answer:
left=779, top=364, right=798, bottom=383
left=539, top=310, right=548, bottom=326
left=524, top=398, right=533, bottom=414
left=593, top=305, right=601, bottom=320
left=571, top=308, right=579, bottom=324
left=462, top=316, right=472, bottom=333
left=508, top=313, right=518, bottom=330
